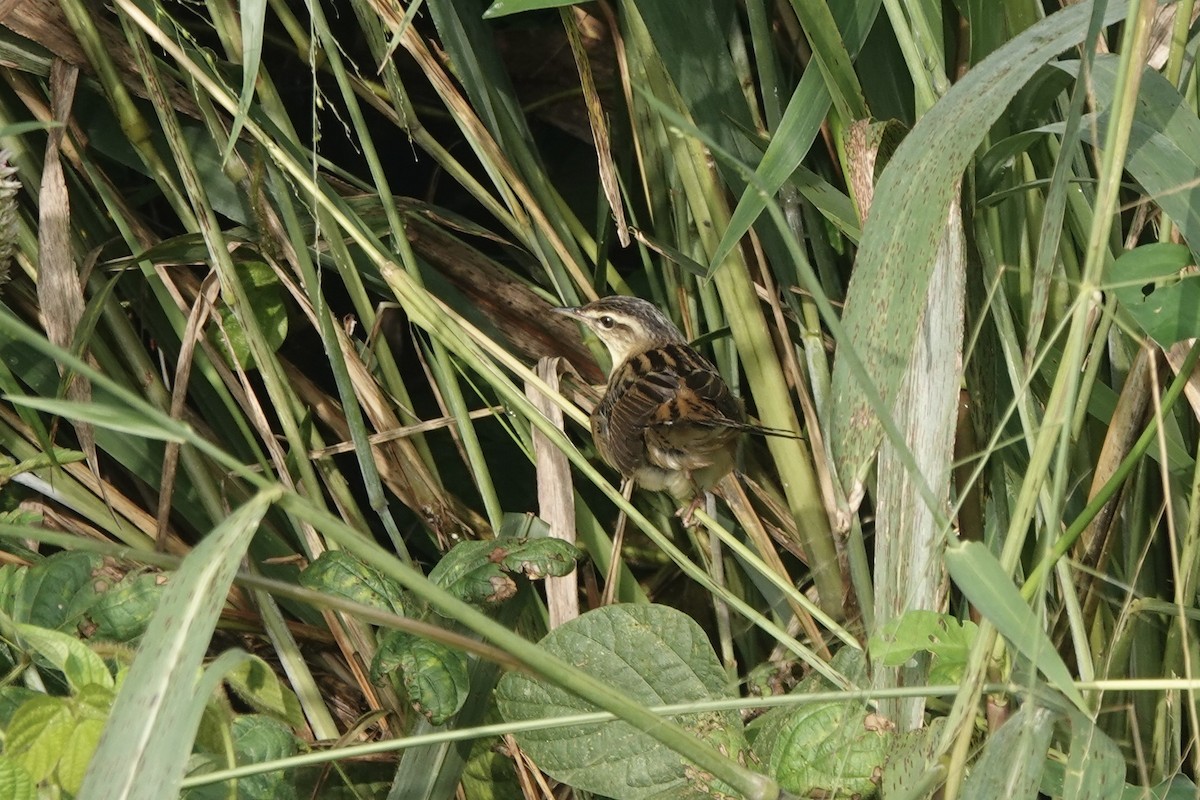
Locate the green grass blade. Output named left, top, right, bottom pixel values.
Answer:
left=1074, top=57, right=1200, bottom=258
left=945, top=540, right=1086, bottom=713
left=3, top=396, right=188, bottom=442
left=711, top=0, right=878, bottom=269
left=220, top=0, right=266, bottom=163
left=785, top=0, right=868, bottom=121
left=77, top=488, right=280, bottom=800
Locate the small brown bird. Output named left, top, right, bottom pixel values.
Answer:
left=556, top=296, right=765, bottom=511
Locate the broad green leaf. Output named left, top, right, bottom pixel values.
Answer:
left=461, top=734, right=521, bottom=800
left=57, top=716, right=105, bottom=795
left=227, top=715, right=302, bottom=800
left=428, top=537, right=581, bottom=605
left=13, top=621, right=113, bottom=691
left=298, top=550, right=408, bottom=616
left=75, top=684, right=115, bottom=717
left=829, top=0, right=1128, bottom=486
left=1121, top=776, right=1199, bottom=800
left=6, top=695, right=74, bottom=783
left=1107, top=243, right=1200, bottom=346
left=78, top=489, right=277, bottom=800
left=212, top=260, right=289, bottom=370
left=81, top=106, right=254, bottom=225
left=0, top=754, right=37, bottom=800
left=372, top=631, right=469, bottom=725
left=868, top=609, right=978, bottom=685
left=945, top=541, right=1085, bottom=711
left=6, top=687, right=111, bottom=791
left=0, top=564, right=26, bottom=619
left=232, top=714, right=301, bottom=761
left=87, top=572, right=167, bottom=642
left=1066, top=59, right=1200, bottom=262
left=496, top=511, right=552, bottom=539
left=0, top=686, right=39, bottom=728
left=225, top=655, right=304, bottom=726
left=751, top=700, right=892, bottom=797
left=496, top=604, right=748, bottom=800
left=14, top=551, right=100, bottom=630
left=491, top=536, right=581, bottom=579
left=191, top=692, right=235, bottom=760
left=962, top=704, right=1055, bottom=799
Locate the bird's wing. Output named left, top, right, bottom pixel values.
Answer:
left=651, top=348, right=745, bottom=431
left=595, top=344, right=746, bottom=472
left=650, top=346, right=802, bottom=440
left=593, top=349, right=684, bottom=476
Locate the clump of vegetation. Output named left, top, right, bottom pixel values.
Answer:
left=0, top=1, right=1196, bottom=798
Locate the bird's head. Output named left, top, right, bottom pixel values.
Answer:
left=554, top=296, right=686, bottom=368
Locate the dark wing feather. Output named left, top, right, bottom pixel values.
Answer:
left=592, top=350, right=681, bottom=476
left=593, top=343, right=752, bottom=477
left=651, top=346, right=803, bottom=440
left=657, top=347, right=744, bottom=429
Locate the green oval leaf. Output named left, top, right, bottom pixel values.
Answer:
left=87, top=572, right=166, bottom=642
left=752, top=700, right=892, bottom=797
left=495, top=604, right=748, bottom=800
left=299, top=550, right=408, bottom=617
left=211, top=260, right=289, bottom=370
left=227, top=715, right=303, bottom=800
left=225, top=655, right=304, bottom=727
left=0, top=753, right=37, bottom=800
left=1108, top=243, right=1200, bottom=346
left=14, top=551, right=101, bottom=630
left=428, top=537, right=581, bottom=605
left=373, top=631, right=469, bottom=725
left=6, top=696, right=73, bottom=783
left=13, top=621, right=113, bottom=691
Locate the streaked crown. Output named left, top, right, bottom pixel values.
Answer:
left=556, top=296, right=686, bottom=368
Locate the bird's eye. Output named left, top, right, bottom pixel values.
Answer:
left=598, top=315, right=616, bottom=329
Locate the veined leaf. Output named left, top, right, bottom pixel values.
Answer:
left=829, top=0, right=1128, bottom=487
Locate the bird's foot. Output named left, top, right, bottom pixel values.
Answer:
left=676, top=494, right=707, bottom=526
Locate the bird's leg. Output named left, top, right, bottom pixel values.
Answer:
left=675, top=472, right=712, bottom=527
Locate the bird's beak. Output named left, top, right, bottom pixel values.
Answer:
left=551, top=306, right=583, bottom=320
